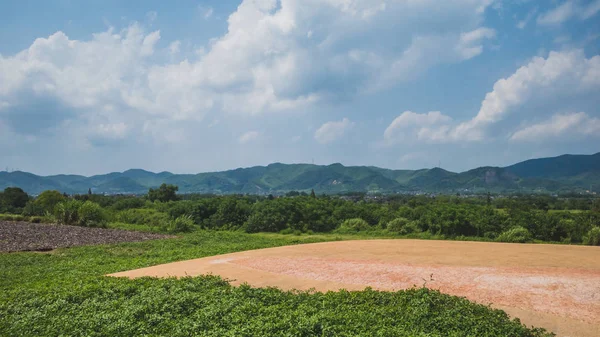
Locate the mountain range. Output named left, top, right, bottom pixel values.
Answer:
left=1, top=153, right=599, bottom=195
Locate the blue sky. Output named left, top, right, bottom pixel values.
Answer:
left=1, top=0, right=599, bottom=175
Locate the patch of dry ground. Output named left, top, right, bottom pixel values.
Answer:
left=110, top=239, right=600, bottom=337
left=0, top=221, right=172, bottom=252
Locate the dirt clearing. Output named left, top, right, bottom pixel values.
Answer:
left=111, top=239, right=600, bottom=337
left=0, top=221, right=172, bottom=252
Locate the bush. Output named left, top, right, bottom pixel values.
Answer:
left=0, top=214, right=15, bottom=221
left=338, top=218, right=370, bottom=233
left=34, top=190, right=66, bottom=213
left=54, top=200, right=83, bottom=226
left=13, top=215, right=26, bottom=222
left=387, top=218, right=421, bottom=235
left=78, top=201, right=107, bottom=228
left=583, top=226, right=600, bottom=246
left=165, top=215, right=195, bottom=233
left=115, top=208, right=170, bottom=228
left=22, top=201, right=45, bottom=216
left=496, top=226, right=533, bottom=243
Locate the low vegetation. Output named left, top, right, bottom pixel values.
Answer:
left=0, top=231, right=552, bottom=336
left=1, top=186, right=599, bottom=242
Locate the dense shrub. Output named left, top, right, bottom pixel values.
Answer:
left=584, top=226, right=600, bottom=246
left=115, top=208, right=170, bottom=228
left=387, top=217, right=421, bottom=235
left=54, top=200, right=83, bottom=226
left=164, top=215, right=195, bottom=233
left=21, top=201, right=45, bottom=216
left=33, top=190, right=66, bottom=213
left=338, top=218, right=370, bottom=232
left=78, top=201, right=107, bottom=228
left=496, top=226, right=533, bottom=243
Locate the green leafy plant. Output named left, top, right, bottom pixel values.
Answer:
left=164, top=215, right=195, bottom=233
left=496, top=226, right=533, bottom=243
left=387, top=217, right=421, bottom=235
left=54, top=200, right=83, bottom=226
left=78, top=201, right=107, bottom=228
left=337, top=218, right=370, bottom=233
left=583, top=226, right=600, bottom=246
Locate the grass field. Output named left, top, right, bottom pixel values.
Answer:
left=0, top=230, right=553, bottom=336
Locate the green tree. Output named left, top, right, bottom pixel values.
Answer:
left=148, top=184, right=179, bottom=202
left=1, top=187, right=29, bottom=211
left=34, top=190, right=66, bottom=213
left=78, top=201, right=107, bottom=227
left=310, top=189, right=316, bottom=199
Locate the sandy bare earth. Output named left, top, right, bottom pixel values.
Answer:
left=109, top=239, right=600, bottom=337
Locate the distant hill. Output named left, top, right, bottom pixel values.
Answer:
left=1, top=152, right=599, bottom=195
left=505, top=153, right=600, bottom=189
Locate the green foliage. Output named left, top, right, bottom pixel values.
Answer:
left=0, top=187, right=29, bottom=213
left=338, top=218, right=370, bottom=233
left=78, top=201, right=107, bottom=228
left=148, top=183, right=179, bottom=202
left=29, top=216, right=42, bottom=223
left=0, top=214, right=16, bottom=221
left=110, top=197, right=146, bottom=211
left=54, top=200, right=83, bottom=226
left=34, top=190, right=66, bottom=213
left=496, top=226, right=533, bottom=243
left=12, top=215, right=26, bottom=222
left=583, top=227, right=600, bottom=246
left=387, top=218, right=421, bottom=235
left=164, top=215, right=196, bottom=233
left=114, top=208, right=170, bottom=228
left=21, top=201, right=45, bottom=216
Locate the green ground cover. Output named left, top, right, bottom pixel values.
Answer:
left=0, top=231, right=552, bottom=336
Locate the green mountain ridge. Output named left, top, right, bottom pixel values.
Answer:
left=1, top=152, right=599, bottom=195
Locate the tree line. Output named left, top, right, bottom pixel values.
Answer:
left=1, top=184, right=599, bottom=244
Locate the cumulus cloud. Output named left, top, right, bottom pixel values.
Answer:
left=510, top=112, right=600, bottom=142
left=314, top=118, right=354, bottom=144
left=239, top=130, right=260, bottom=144
left=408, top=50, right=600, bottom=143
left=537, top=0, right=600, bottom=26
left=384, top=111, right=452, bottom=143
left=0, top=0, right=497, bottom=143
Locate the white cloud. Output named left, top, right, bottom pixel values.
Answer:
left=412, top=50, right=600, bottom=143
left=510, top=112, right=600, bottom=142
left=239, top=130, right=260, bottom=144
left=95, top=122, right=128, bottom=140
left=314, top=117, right=354, bottom=144
left=0, top=0, right=497, bottom=144
left=384, top=111, right=452, bottom=143
left=537, top=0, right=600, bottom=26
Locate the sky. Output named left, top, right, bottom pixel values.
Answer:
left=0, top=0, right=599, bottom=176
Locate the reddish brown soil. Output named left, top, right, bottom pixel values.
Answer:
left=110, top=239, right=600, bottom=337
left=0, top=221, right=172, bottom=252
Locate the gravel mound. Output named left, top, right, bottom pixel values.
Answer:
left=0, top=221, right=173, bottom=252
